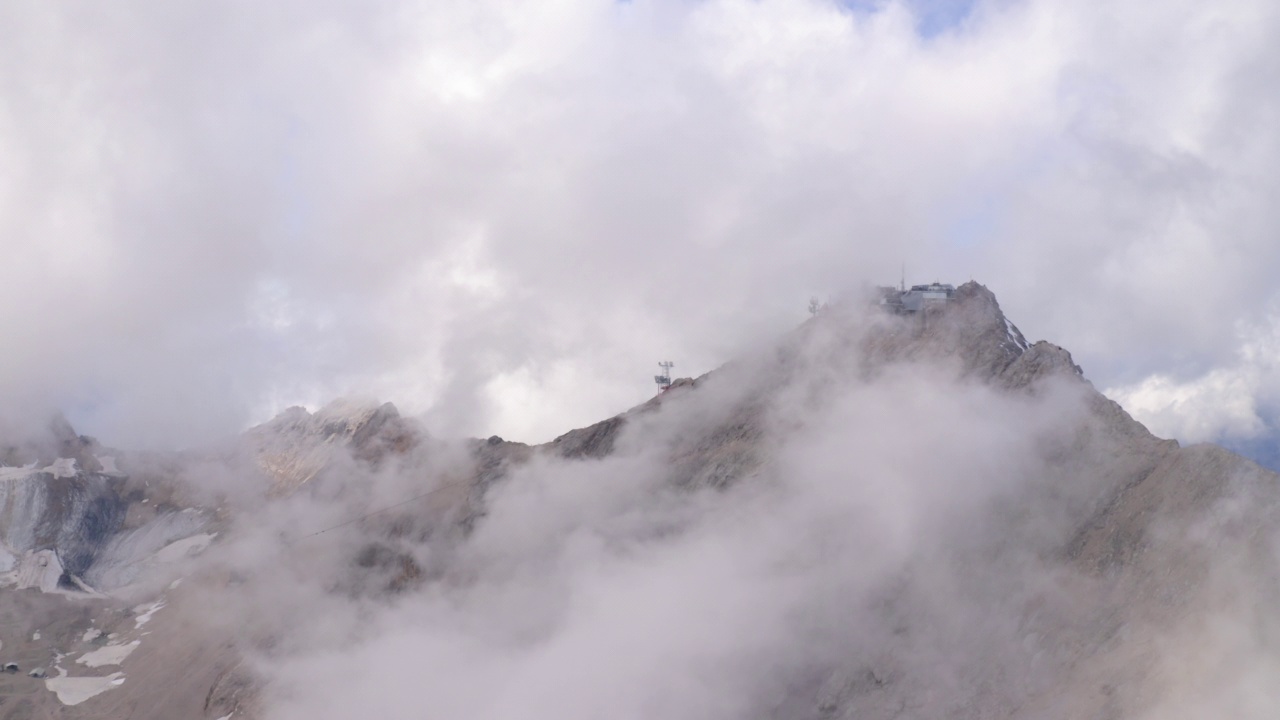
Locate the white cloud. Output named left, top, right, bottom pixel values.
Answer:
left=1107, top=369, right=1265, bottom=444
left=1108, top=309, right=1280, bottom=444
left=0, top=0, right=1278, bottom=447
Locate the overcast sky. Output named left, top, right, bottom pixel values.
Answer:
left=1, top=0, right=1278, bottom=452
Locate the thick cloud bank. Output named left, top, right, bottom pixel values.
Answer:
left=178, top=308, right=1113, bottom=720
left=2, top=0, right=1278, bottom=452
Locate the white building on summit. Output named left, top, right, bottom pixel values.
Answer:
left=877, top=282, right=956, bottom=313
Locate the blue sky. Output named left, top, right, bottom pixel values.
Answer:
left=839, top=0, right=978, bottom=37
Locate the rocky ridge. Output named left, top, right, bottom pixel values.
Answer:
left=0, top=281, right=1276, bottom=719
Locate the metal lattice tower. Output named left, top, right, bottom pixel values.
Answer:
left=655, top=361, right=674, bottom=390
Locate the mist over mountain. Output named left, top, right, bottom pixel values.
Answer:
left=1, top=285, right=1277, bottom=719
left=4, top=1, right=1280, bottom=716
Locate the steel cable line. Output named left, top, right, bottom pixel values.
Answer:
left=298, top=477, right=474, bottom=539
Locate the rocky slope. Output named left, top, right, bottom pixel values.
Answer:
left=0, top=281, right=1276, bottom=719
left=0, top=417, right=218, bottom=596
left=449, top=282, right=1277, bottom=720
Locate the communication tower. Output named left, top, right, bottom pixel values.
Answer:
left=655, top=361, right=674, bottom=391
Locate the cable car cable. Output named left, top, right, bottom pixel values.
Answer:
left=298, top=477, right=473, bottom=539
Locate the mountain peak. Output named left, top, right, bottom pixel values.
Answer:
left=848, top=279, right=1049, bottom=389
left=248, top=399, right=413, bottom=490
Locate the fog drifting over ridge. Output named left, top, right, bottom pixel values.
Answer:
left=5, top=281, right=1278, bottom=717
left=177, top=297, right=1274, bottom=720
left=1, top=0, right=1279, bottom=451
left=203, top=306, right=1105, bottom=720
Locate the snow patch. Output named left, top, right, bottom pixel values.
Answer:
left=77, top=640, right=140, bottom=668
left=82, top=628, right=102, bottom=643
left=40, top=458, right=77, bottom=478
left=133, top=599, right=166, bottom=630
left=84, top=509, right=214, bottom=591
left=95, top=455, right=122, bottom=475
left=45, top=666, right=126, bottom=706
left=1004, top=316, right=1029, bottom=351
left=32, top=631, right=40, bottom=641
left=0, top=463, right=36, bottom=480
left=152, top=533, right=216, bottom=564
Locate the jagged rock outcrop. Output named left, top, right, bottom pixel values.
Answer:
left=0, top=468, right=126, bottom=581
left=528, top=283, right=1084, bottom=496
left=246, top=399, right=417, bottom=492
left=549, top=416, right=626, bottom=459
left=0, top=414, right=104, bottom=474
left=0, top=416, right=217, bottom=595
left=852, top=281, right=1032, bottom=382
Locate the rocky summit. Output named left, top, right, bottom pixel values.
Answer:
left=0, top=281, right=1277, bottom=719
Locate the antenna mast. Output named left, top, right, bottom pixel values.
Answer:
left=655, top=361, right=674, bottom=391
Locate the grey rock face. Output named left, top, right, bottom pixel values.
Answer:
left=0, top=466, right=127, bottom=582
left=0, top=419, right=215, bottom=593
left=549, top=416, right=625, bottom=459
left=84, top=507, right=214, bottom=591
left=246, top=398, right=417, bottom=491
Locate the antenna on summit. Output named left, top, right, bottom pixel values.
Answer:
left=655, top=361, right=674, bottom=392
left=900, top=263, right=906, bottom=292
